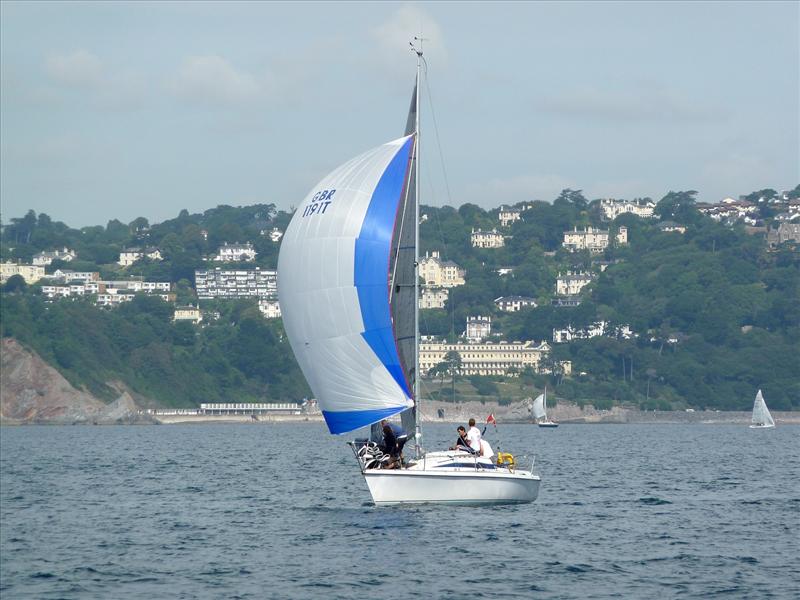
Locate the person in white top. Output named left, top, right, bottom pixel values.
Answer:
left=466, top=418, right=482, bottom=453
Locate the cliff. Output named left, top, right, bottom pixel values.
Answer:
left=0, top=338, right=152, bottom=424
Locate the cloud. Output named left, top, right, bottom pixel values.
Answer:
left=44, top=50, right=103, bottom=87
left=534, top=85, right=723, bottom=123
left=462, top=173, right=578, bottom=207
left=168, top=55, right=266, bottom=106
left=370, top=5, right=447, bottom=75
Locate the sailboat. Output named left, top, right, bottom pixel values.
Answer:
left=277, top=44, right=540, bottom=505
left=750, top=389, right=775, bottom=429
left=532, top=387, right=558, bottom=428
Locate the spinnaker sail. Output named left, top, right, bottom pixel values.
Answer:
left=278, top=135, right=416, bottom=434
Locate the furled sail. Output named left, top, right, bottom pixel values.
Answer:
left=278, top=136, right=416, bottom=435
left=532, top=394, right=546, bottom=420
left=751, top=390, right=774, bottom=427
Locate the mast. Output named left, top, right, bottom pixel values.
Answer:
left=413, top=38, right=423, bottom=459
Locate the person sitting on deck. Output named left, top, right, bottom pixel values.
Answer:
left=466, top=418, right=482, bottom=454
left=449, top=426, right=477, bottom=453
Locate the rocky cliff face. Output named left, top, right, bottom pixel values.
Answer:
left=0, top=338, right=151, bottom=424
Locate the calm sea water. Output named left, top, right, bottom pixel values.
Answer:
left=1, top=422, right=798, bottom=599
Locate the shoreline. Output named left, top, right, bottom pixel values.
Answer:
left=3, top=410, right=798, bottom=426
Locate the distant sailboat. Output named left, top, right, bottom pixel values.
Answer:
left=750, top=389, right=775, bottom=429
left=532, top=387, right=558, bottom=428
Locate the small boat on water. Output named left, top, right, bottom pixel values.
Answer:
left=532, top=387, right=559, bottom=428
left=277, top=42, right=540, bottom=506
left=750, top=389, right=775, bottom=429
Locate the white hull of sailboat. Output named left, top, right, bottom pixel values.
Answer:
left=361, top=451, right=541, bottom=506
left=749, top=423, right=775, bottom=429
left=363, top=470, right=540, bottom=505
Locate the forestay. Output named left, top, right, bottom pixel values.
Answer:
left=278, top=136, right=416, bottom=435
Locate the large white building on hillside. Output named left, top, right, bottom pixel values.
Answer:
left=599, top=198, right=656, bottom=220
left=498, top=206, right=522, bottom=227
left=562, top=227, right=609, bottom=253
left=0, top=262, right=45, bottom=284
left=420, top=339, right=552, bottom=377
left=418, top=252, right=465, bottom=288
left=471, top=228, right=505, bottom=248
left=195, top=268, right=277, bottom=299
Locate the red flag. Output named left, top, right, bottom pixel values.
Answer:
left=487, top=414, right=496, bottom=424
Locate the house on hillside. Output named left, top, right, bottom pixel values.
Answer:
left=470, top=228, right=505, bottom=248
left=32, top=248, right=76, bottom=266
left=213, top=242, right=257, bottom=262
left=118, top=247, right=163, bottom=267
left=494, top=296, right=537, bottom=312
left=418, top=252, right=465, bottom=287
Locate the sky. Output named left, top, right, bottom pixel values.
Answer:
left=1, top=1, right=798, bottom=228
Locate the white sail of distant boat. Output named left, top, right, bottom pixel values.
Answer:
left=750, top=390, right=775, bottom=429
left=277, top=42, right=540, bottom=505
left=532, top=387, right=558, bottom=427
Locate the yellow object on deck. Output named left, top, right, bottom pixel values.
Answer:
left=496, top=452, right=515, bottom=469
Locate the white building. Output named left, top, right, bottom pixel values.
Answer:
left=174, top=306, right=202, bottom=324
left=0, top=262, right=45, bottom=284
left=118, top=247, right=163, bottom=267
left=258, top=299, right=282, bottom=319
left=421, top=339, right=551, bottom=377
left=696, top=200, right=758, bottom=224
left=562, top=227, right=610, bottom=253
left=552, top=321, right=633, bottom=343
left=419, top=287, right=449, bottom=309
left=556, top=272, right=595, bottom=296
left=471, top=228, right=505, bottom=249
left=418, top=252, right=465, bottom=288
left=50, top=270, right=99, bottom=283
left=261, top=228, right=283, bottom=243
left=616, top=226, right=628, bottom=245
left=658, top=221, right=686, bottom=234
left=214, top=242, right=257, bottom=263
left=195, top=268, right=277, bottom=299
left=494, top=296, right=537, bottom=312
left=599, top=198, right=656, bottom=220
left=32, top=248, right=76, bottom=266
left=498, top=206, right=522, bottom=227
left=465, top=316, right=492, bottom=341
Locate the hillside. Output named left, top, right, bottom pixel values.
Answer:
left=1, top=187, right=798, bottom=412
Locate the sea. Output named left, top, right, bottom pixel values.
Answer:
left=1, top=422, right=798, bottom=599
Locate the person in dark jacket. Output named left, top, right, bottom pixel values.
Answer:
left=449, top=426, right=477, bottom=453
left=380, top=420, right=404, bottom=468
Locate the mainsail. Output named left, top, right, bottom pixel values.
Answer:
left=751, top=390, right=775, bottom=427
left=278, top=136, right=416, bottom=434
left=532, top=393, right=546, bottom=420
left=392, top=83, right=419, bottom=437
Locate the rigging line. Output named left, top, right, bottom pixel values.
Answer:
left=423, top=67, right=455, bottom=228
